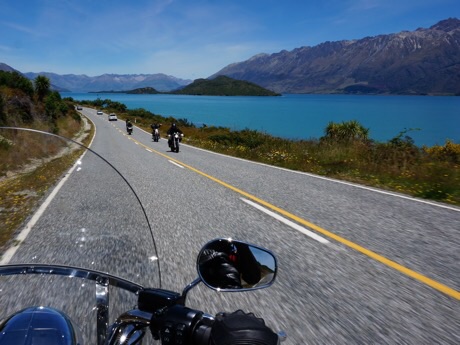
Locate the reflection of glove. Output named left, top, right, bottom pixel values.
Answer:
left=200, top=249, right=222, bottom=264
left=200, top=249, right=242, bottom=289
left=210, top=310, right=278, bottom=345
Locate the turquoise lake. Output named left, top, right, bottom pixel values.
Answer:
left=65, top=93, right=460, bottom=147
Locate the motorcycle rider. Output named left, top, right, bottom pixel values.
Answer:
left=166, top=122, right=183, bottom=148
left=126, top=119, right=133, bottom=134
left=151, top=122, right=162, bottom=140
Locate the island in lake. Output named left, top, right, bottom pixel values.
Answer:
left=90, top=76, right=280, bottom=96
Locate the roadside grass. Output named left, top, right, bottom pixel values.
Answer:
left=81, top=102, right=460, bottom=206
left=0, top=115, right=93, bottom=251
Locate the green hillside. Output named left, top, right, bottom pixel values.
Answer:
left=0, top=70, right=81, bottom=134
left=172, top=75, right=280, bottom=96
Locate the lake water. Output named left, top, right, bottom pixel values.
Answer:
left=65, top=93, right=460, bottom=147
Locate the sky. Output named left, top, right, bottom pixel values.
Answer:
left=1, top=0, right=459, bottom=80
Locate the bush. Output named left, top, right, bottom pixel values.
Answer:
left=424, top=140, right=460, bottom=163
left=0, top=71, right=34, bottom=96
left=322, top=120, right=370, bottom=143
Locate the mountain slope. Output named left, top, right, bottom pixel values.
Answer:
left=211, top=18, right=460, bottom=95
left=0, top=63, right=18, bottom=73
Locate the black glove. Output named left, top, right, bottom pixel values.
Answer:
left=210, top=310, right=278, bottom=345
left=200, top=249, right=242, bottom=289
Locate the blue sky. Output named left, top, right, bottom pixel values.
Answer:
left=1, top=0, right=458, bottom=79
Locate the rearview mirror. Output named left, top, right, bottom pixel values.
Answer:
left=197, top=238, right=277, bottom=291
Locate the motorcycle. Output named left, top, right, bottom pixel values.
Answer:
left=127, top=125, right=133, bottom=135
left=168, top=132, right=183, bottom=153
left=0, top=127, right=283, bottom=345
left=152, top=128, right=160, bottom=142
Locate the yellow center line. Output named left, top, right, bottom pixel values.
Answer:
left=134, top=137, right=460, bottom=300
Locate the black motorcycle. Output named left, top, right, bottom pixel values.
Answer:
left=152, top=128, right=160, bottom=142
left=0, top=127, right=284, bottom=345
left=168, top=132, right=183, bottom=153
left=127, top=124, right=133, bottom=135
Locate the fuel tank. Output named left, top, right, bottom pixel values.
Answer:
left=0, top=306, right=82, bottom=344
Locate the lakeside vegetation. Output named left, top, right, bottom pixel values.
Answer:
left=74, top=98, right=460, bottom=206
left=0, top=72, right=91, bottom=250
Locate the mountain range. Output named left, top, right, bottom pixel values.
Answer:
left=212, top=18, right=460, bottom=95
left=23, top=72, right=192, bottom=93
left=0, top=63, right=191, bottom=92
left=1, top=18, right=459, bottom=95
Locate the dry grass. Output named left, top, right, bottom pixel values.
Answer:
left=0, top=116, right=93, bottom=251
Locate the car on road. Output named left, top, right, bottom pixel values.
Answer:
left=97, top=110, right=103, bottom=115
left=108, top=113, right=117, bottom=121
left=76, top=105, right=83, bottom=110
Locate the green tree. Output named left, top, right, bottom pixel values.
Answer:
left=34, top=75, right=51, bottom=101
left=0, top=71, right=34, bottom=96
left=45, top=91, right=66, bottom=120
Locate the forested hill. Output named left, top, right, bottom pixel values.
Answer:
left=172, top=76, right=280, bottom=96
left=89, top=87, right=160, bottom=94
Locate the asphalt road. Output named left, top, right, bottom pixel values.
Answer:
left=2, top=109, right=459, bottom=344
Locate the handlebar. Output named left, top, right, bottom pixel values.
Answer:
left=109, top=303, right=280, bottom=345
left=150, top=304, right=214, bottom=344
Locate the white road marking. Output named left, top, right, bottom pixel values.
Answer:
left=241, top=198, right=330, bottom=244
left=1, top=115, right=98, bottom=264
left=0, top=159, right=84, bottom=264
left=169, top=160, right=184, bottom=169
left=146, top=149, right=153, bottom=152
left=186, top=143, right=459, bottom=212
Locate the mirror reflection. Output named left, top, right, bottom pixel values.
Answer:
left=197, top=238, right=277, bottom=291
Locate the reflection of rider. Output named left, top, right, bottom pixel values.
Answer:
left=200, top=248, right=242, bottom=289
left=199, top=241, right=261, bottom=289
left=230, top=242, right=261, bottom=285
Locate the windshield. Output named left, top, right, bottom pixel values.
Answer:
left=0, top=127, right=160, bottom=341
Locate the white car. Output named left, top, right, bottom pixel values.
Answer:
left=108, top=113, right=117, bottom=121
left=97, top=110, right=103, bottom=115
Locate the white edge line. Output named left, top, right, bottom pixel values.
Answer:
left=136, top=120, right=460, bottom=212
left=241, top=198, right=330, bottom=244
left=1, top=114, right=96, bottom=264
left=1, top=155, right=89, bottom=264
left=206, top=146, right=460, bottom=212
left=169, top=160, right=184, bottom=169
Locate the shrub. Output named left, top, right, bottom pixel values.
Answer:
left=322, top=120, right=370, bottom=143
left=424, top=140, right=460, bottom=163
